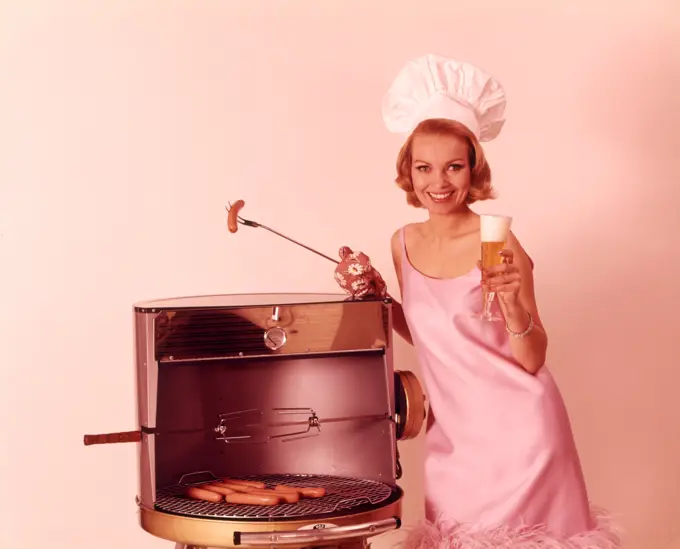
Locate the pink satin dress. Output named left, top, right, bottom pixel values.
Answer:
left=397, top=228, right=621, bottom=549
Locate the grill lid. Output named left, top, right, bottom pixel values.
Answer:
left=134, top=293, right=391, bottom=312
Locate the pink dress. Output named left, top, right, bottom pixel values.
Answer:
left=397, top=228, right=621, bottom=549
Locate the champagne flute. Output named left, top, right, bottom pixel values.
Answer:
left=479, top=214, right=512, bottom=321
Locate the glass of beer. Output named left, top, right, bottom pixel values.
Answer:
left=479, top=214, right=512, bottom=321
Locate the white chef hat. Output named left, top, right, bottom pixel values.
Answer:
left=381, top=54, right=507, bottom=142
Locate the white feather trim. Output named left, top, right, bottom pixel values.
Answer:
left=399, top=506, right=623, bottom=549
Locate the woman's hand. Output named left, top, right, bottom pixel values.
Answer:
left=334, top=246, right=387, bottom=299
left=479, top=249, right=521, bottom=306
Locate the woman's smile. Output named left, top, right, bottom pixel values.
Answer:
left=427, top=190, right=455, bottom=203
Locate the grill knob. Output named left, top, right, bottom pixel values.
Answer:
left=264, top=326, right=287, bottom=351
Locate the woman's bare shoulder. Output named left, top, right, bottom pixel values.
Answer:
left=391, top=223, right=424, bottom=253
left=390, top=227, right=404, bottom=259
left=391, top=222, right=426, bottom=240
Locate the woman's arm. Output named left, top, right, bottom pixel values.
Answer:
left=388, top=230, right=414, bottom=346
left=495, top=232, right=548, bottom=374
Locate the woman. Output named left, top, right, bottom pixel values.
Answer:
left=334, top=54, right=621, bottom=548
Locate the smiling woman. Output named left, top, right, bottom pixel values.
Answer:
left=395, top=118, right=495, bottom=209
left=334, top=53, right=622, bottom=549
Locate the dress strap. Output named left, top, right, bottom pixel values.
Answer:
left=399, top=226, right=407, bottom=253
left=399, top=226, right=409, bottom=264
left=398, top=226, right=411, bottom=280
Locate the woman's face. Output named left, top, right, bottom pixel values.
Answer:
left=410, top=132, right=471, bottom=214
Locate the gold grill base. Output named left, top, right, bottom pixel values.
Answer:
left=139, top=495, right=402, bottom=549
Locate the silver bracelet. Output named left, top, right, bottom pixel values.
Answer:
left=506, top=312, right=534, bottom=338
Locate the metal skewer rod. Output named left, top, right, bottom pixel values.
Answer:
left=83, top=411, right=392, bottom=446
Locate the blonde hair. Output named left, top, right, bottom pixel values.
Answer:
left=394, top=118, right=496, bottom=208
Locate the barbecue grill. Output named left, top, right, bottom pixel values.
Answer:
left=84, top=293, right=426, bottom=549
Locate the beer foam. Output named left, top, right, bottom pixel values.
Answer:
left=480, top=214, right=512, bottom=242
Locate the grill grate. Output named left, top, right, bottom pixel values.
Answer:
left=155, top=473, right=397, bottom=521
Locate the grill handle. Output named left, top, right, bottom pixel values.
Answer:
left=83, top=431, right=142, bottom=445
left=233, top=517, right=400, bottom=546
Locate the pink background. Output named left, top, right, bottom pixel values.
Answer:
left=1, top=2, right=679, bottom=548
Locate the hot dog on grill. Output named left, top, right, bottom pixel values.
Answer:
left=214, top=482, right=259, bottom=493
left=185, top=486, right=223, bottom=503
left=191, top=478, right=324, bottom=505
left=220, top=478, right=265, bottom=489
left=201, top=484, right=236, bottom=496
left=253, top=488, right=299, bottom=503
left=299, top=487, right=326, bottom=498
left=274, top=484, right=326, bottom=498
left=213, top=482, right=295, bottom=503
left=274, top=485, right=301, bottom=494
left=235, top=487, right=296, bottom=504
left=225, top=492, right=280, bottom=506
left=227, top=200, right=245, bottom=233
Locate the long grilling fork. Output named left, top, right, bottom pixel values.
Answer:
left=226, top=201, right=340, bottom=265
